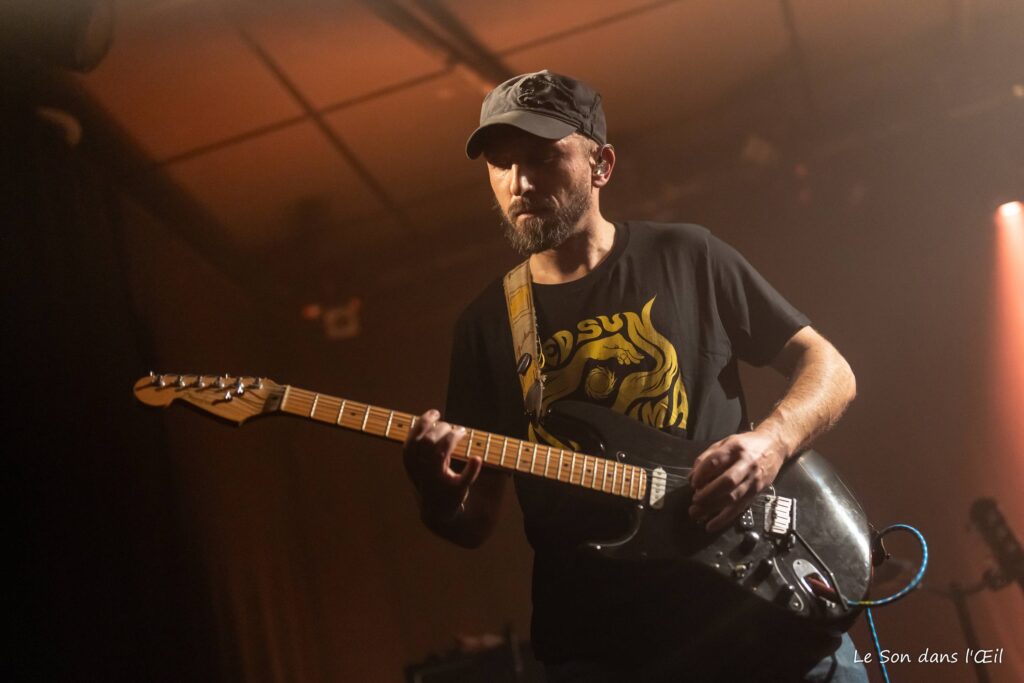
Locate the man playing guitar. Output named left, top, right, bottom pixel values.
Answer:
left=402, top=70, right=865, bottom=682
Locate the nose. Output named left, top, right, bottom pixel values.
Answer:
left=509, top=162, right=533, bottom=197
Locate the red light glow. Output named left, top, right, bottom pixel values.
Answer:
left=993, top=200, right=1024, bottom=460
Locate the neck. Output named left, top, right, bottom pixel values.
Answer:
left=529, top=208, right=616, bottom=285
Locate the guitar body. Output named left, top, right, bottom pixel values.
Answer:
left=544, top=400, right=872, bottom=633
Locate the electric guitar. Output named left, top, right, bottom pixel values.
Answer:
left=134, top=372, right=873, bottom=632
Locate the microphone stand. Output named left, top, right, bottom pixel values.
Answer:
left=928, top=569, right=1012, bottom=683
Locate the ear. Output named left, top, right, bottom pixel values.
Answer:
left=592, top=144, right=616, bottom=188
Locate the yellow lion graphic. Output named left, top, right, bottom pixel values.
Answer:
left=531, top=296, right=688, bottom=447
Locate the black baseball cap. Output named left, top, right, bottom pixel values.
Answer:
left=465, top=70, right=607, bottom=159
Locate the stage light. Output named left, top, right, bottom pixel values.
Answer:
left=985, top=198, right=1024, bottom=670
left=997, top=201, right=1022, bottom=219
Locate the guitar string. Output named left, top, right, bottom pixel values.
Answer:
left=202, top=386, right=775, bottom=505
left=289, top=388, right=641, bottom=461
left=276, top=390, right=648, bottom=499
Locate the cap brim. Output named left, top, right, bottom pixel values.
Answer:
left=465, top=110, right=577, bottom=159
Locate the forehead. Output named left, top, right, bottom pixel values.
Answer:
left=480, top=125, right=579, bottom=158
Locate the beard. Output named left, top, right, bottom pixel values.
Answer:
left=497, top=178, right=592, bottom=256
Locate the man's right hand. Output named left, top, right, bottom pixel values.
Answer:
left=402, top=409, right=484, bottom=523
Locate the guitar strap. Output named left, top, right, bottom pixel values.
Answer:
left=503, top=259, right=545, bottom=426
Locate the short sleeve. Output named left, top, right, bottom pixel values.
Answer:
left=708, top=233, right=810, bottom=367
left=443, top=311, right=500, bottom=432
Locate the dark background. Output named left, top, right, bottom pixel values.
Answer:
left=3, top=1, right=1022, bottom=681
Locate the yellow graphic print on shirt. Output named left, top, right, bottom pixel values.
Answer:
left=530, top=296, right=688, bottom=448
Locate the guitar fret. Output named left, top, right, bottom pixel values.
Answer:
left=137, top=373, right=681, bottom=504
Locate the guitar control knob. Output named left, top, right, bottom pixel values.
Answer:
left=754, top=557, right=775, bottom=580
left=740, top=531, right=761, bottom=553
left=779, top=584, right=804, bottom=612
left=778, top=584, right=797, bottom=602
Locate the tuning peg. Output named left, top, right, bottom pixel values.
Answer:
left=233, top=377, right=246, bottom=397
left=195, top=375, right=207, bottom=389
left=152, top=372, right=167, bottom=388
left=251, top=377, right=264, bottom=390
left=222, top=390, right=233, bottom=401
left=215, top=375, right=227, bottom=389
left=176, top=375, right=187, bottom=388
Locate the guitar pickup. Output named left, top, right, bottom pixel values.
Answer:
left=763, top=495, right=796, bottom=537
left=648, top=467, right=667, bottom=509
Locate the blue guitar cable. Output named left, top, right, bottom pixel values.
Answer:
left=844, top=524, right=929, bottom=683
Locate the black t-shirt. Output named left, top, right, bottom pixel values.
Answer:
left=444, top=222, right=810, bottom=666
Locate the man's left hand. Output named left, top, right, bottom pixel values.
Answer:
left=688, top=431, right=787, bottom=534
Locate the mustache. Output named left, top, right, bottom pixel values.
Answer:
left=508, top=197, right=553, bottom=219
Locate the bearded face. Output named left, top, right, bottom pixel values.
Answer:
left=496, top=168, right=592, bottom=255
left=483, top=129, right=597, bottom=255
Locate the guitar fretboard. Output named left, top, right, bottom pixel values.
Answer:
left=279, top=386, right=647, bottom=501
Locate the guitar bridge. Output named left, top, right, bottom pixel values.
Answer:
left=763, top=495, right=796, bottom=536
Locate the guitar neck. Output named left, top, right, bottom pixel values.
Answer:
left=277, top=385, right=647, bottom=502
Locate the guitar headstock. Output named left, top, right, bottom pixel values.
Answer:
left=134, top=372, right=283, bottom=425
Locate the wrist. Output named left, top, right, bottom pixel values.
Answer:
left=751, top=418, right=795, bottom=462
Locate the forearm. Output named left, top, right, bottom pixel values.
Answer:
left=755, top=331, right=856, bottom=460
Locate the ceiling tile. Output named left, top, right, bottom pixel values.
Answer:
left=79, top=1, right=302, bottom=161
left=789, top=0, right=948, bottom=70
left=323, top=72, right=485, bottom=205
left=164, top=121, right=387, bottom=247
left=503, top=0, right=788, bottom=138
left=443, top=0, right=660, bottom=53
left=240, top=1, right=449, bottom=109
